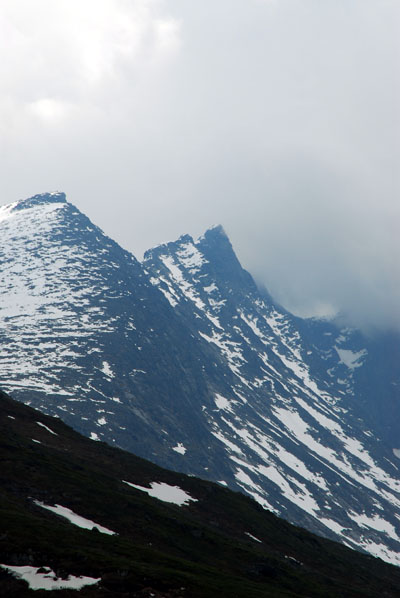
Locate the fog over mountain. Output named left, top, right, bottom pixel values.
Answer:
left=0, top=0, right=399, bottom=329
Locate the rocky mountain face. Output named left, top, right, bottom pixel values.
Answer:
left=1, top=192, right=400, bottom=567
left=0, top=192, right=228, bottom=472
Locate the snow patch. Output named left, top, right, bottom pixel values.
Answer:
left=319, top=518, right=344, bottom=535
left=204, top=283, right=217, bottom=293
left=245, top=532, right=262, bottom=543
left=358, top=541, right=400, bottom=567
left=33, top=501, right=116, bottom=535
left=214, top=393, right=233, bottom=412
left=36, top=422, right=58, bottom=436
left=0, top=565, right=100, bottom=591
left=176, top=241, right=206, bottom=270
left=123, top=480, right=197, bottom=506
left=335, top=348, right=367, bottom=369
left=348, top=512, right=400, bottom=542
left=100, top=361, right=113, bottom=377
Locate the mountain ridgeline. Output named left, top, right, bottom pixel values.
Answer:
left=0, top=192, right=400, bottom=567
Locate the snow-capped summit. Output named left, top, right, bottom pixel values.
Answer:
left=0, top=193, right=218, bottom=460
left=1, top=192, right=400, bottom=566
left=0, top=191, right=66, bottom=216
left=16, top=190, right=67, bottom=206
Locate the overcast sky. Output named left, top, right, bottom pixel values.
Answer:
left=1, top=0, right=399, bottom=330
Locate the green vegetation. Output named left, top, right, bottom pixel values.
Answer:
left=1, top=389, right=400, bottom=597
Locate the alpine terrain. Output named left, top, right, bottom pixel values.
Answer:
left=0, top=192, right=399, bottom=568
left=3, top=388, right=400, bottom=597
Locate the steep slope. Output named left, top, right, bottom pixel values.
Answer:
left=0, top=193, right=229, bottom=476
left=2, top=388, right=400, bottom=598
left=1, top=193, right=400, bottom=566
left=143, top=226, right=400, bottom=564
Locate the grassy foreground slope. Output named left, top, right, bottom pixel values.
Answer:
left=1, top=389, right=400, bottom=597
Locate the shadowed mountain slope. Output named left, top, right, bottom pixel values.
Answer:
left=1, top=389, right=400, bottom=597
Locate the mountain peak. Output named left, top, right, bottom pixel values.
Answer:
left=199, top=224, right=227, bottom=242
left=13, top=191, right=67, bottom=212
left=197, top=224, right=233, bottom=256
left=197, top=223, right=240, bottom=267
left=0, top=191, right=67, bottom=225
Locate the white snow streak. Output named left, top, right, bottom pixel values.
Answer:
left=34, top=501, right=116, bottom=535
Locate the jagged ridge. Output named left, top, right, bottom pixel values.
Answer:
left=0, top=192, right=399, bottom=567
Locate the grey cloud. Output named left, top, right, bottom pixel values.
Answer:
left=0, top=0, right=399, bottom=330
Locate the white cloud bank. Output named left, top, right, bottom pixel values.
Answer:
left=0, top=0, right=399, bottom=330
left=0, top=0, right=180, bottom=136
